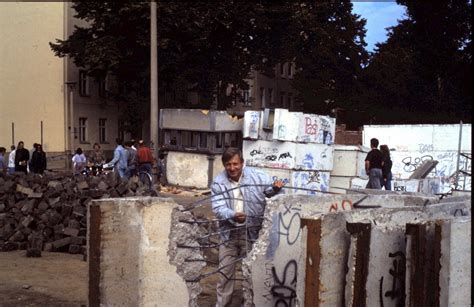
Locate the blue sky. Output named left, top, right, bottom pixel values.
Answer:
left=352, top=1, right=407, bottom=52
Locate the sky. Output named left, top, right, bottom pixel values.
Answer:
left=352, top=1, right=407, bottom=52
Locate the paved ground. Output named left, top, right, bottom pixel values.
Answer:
left=0, top=190, right=244, bottom=307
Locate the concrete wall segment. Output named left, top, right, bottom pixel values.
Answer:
left=88, top=197, right=189, bottom=306
left=166, top=151, right=210, bottom=188
left=244, top=193, right=469, bottom=306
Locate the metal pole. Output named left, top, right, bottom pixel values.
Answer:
left=150, top=1, right=159, bottom=151
left=454, top=120, right=463, bottom=190
left=40, top=121, right=43, bottom=146
left=70, top=89, right=74, bottom=156
left=11, top=122, right=14, bottom=145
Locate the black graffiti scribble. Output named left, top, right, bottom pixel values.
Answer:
left=278, top=211, right=301, bottom=246
left=402, top=155, right=433, bottom=172
left=250, top=149, right=263, bottom=156
left=266, top=155, right=277, bottom=161
left=453, top=209, right=467, bottom=216
left=279, top=152, right=293, bottom=160
left=380, top=251, right=406, bottom=306
left=308, top=171, right=321, bottom=184
left=271, top=260, right=297, bottom=307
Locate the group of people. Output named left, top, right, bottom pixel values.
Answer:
left=0, top=141, right=47, bottom=175
left=72, top=138, right=157, bottom=181
left=364, top=137, right=393, bottom=190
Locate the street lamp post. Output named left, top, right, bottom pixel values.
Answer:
left=150, top=1, right=159, bottom=151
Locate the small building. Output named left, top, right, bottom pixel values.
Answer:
left=159, top=109, right=243, bottom=189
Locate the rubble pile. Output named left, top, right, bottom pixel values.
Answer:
left=0, top=172, right=158, bottom=256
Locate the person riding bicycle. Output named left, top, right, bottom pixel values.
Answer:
left=136, top=140, right=154, bottom=177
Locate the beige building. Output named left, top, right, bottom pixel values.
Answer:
left=0, top=2, right=120, bottom=167
left=228, top=62, right=300, bottom=115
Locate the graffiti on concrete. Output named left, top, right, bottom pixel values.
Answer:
left=379, top=251, right=406, bottom=306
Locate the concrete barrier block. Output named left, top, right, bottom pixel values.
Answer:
left=88, top=197, right=189, bottom=307
left=294, top=143, right=333, bottom=171
left=438, top=218, right=471, bottom=306
left=273, top=109, right=302, bottom=141
left=243, top=110, right=261, bottom=139
left=243, top=140, right=296, bottom=169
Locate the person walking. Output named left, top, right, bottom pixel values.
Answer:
left=365, top=138, right=384, bottom=189
left=72, top=147, right=87, bottom=174
left=14, top=141, right=29, bottom=174
left=124, top=140, right=137, bottom=179
left=380, top=144, right=393, bottom=190
left=0, top=147, right=6, bottom=174
left=103, top=138, right=128, bottom=180
left=28, top=143, right=38, bottom=173
left=7, top=145, right=15, bottom=174
left=31, top=144, right=47, bottom=174
left=211, top=147, right=284, bottom=307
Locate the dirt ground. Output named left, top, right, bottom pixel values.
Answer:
left=0, top=190, right=244, bottom=307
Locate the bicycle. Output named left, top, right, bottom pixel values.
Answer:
left=137, top=169, right=154, bottom=191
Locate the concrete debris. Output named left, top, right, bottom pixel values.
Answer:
left=0, top=172, right=159, bottom=255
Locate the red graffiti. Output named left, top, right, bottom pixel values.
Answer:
left=305, top=117, right=317, bottom=135
left=329, top=199, right=353, bottom=212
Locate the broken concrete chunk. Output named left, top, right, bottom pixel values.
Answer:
left=16, top=184, right=33, bottom=196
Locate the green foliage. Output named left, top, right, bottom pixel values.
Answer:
left=50, top=1, right=369, bottom=117
left=358, top=0, right=472, bottom=124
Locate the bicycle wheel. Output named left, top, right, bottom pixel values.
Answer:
left=139, top=171, right=153, bottom=191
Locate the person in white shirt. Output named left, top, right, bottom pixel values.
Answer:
left=72, top=147, right=87, bottom=174
left=8, top=145, right=16, bottom=174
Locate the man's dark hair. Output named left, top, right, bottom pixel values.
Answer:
left=0, top=147, right=5, bottom=154
left=115, top=138, right=123, bottom=146
left=10, top=145, right=15, bottom=150
left=221, top=147, right=244, bottom=164
left=370, top=138, right=379, bottom=148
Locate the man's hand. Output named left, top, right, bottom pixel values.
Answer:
left=234, top=211, right=246, bottom=223
left=272, top=179, right=285, bottom=191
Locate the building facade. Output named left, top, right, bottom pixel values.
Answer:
left=0, top=2, right=120, bottom=167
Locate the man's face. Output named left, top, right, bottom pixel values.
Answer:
left=224, top=154, right=244, bottom=182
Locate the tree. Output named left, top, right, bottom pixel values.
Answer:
left=358, top=0, right=472, bottom=124
left=50, top=1, right=371, bottom=132
left=289, top=1, right=369, bottom=115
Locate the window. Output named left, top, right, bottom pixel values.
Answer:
left=181, top=131, right=192, bottom=147
left=260, top=87, right=265, bottom=108
left=230, top=133, right=239, bottom=147
left=167, top=130, right=179, bottom=147
left=288, top=63, right=294, bottom=78
left=79, top=70, right=90, bottom=96
left=262, top=108, right=274, bottom=130
left=99, top=118, right=107, bottom=143
left=242, top=89, right=251, bottom=106
left=199, top=132, right=208, bottom=149
left=224, top=133, right=232, bottom=148
left=280, top=63, right=285, bottom=77
left=280, top=92, right=286, bottom=107
left=268, top=88, right=273, bottom=105
left=216, top=133, right=223, bottom=149
left=191, top=132, right=199, bottom=148
left=79, top=117, right=88, bottom=143
left=99, top=76, right=108, bottom=98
